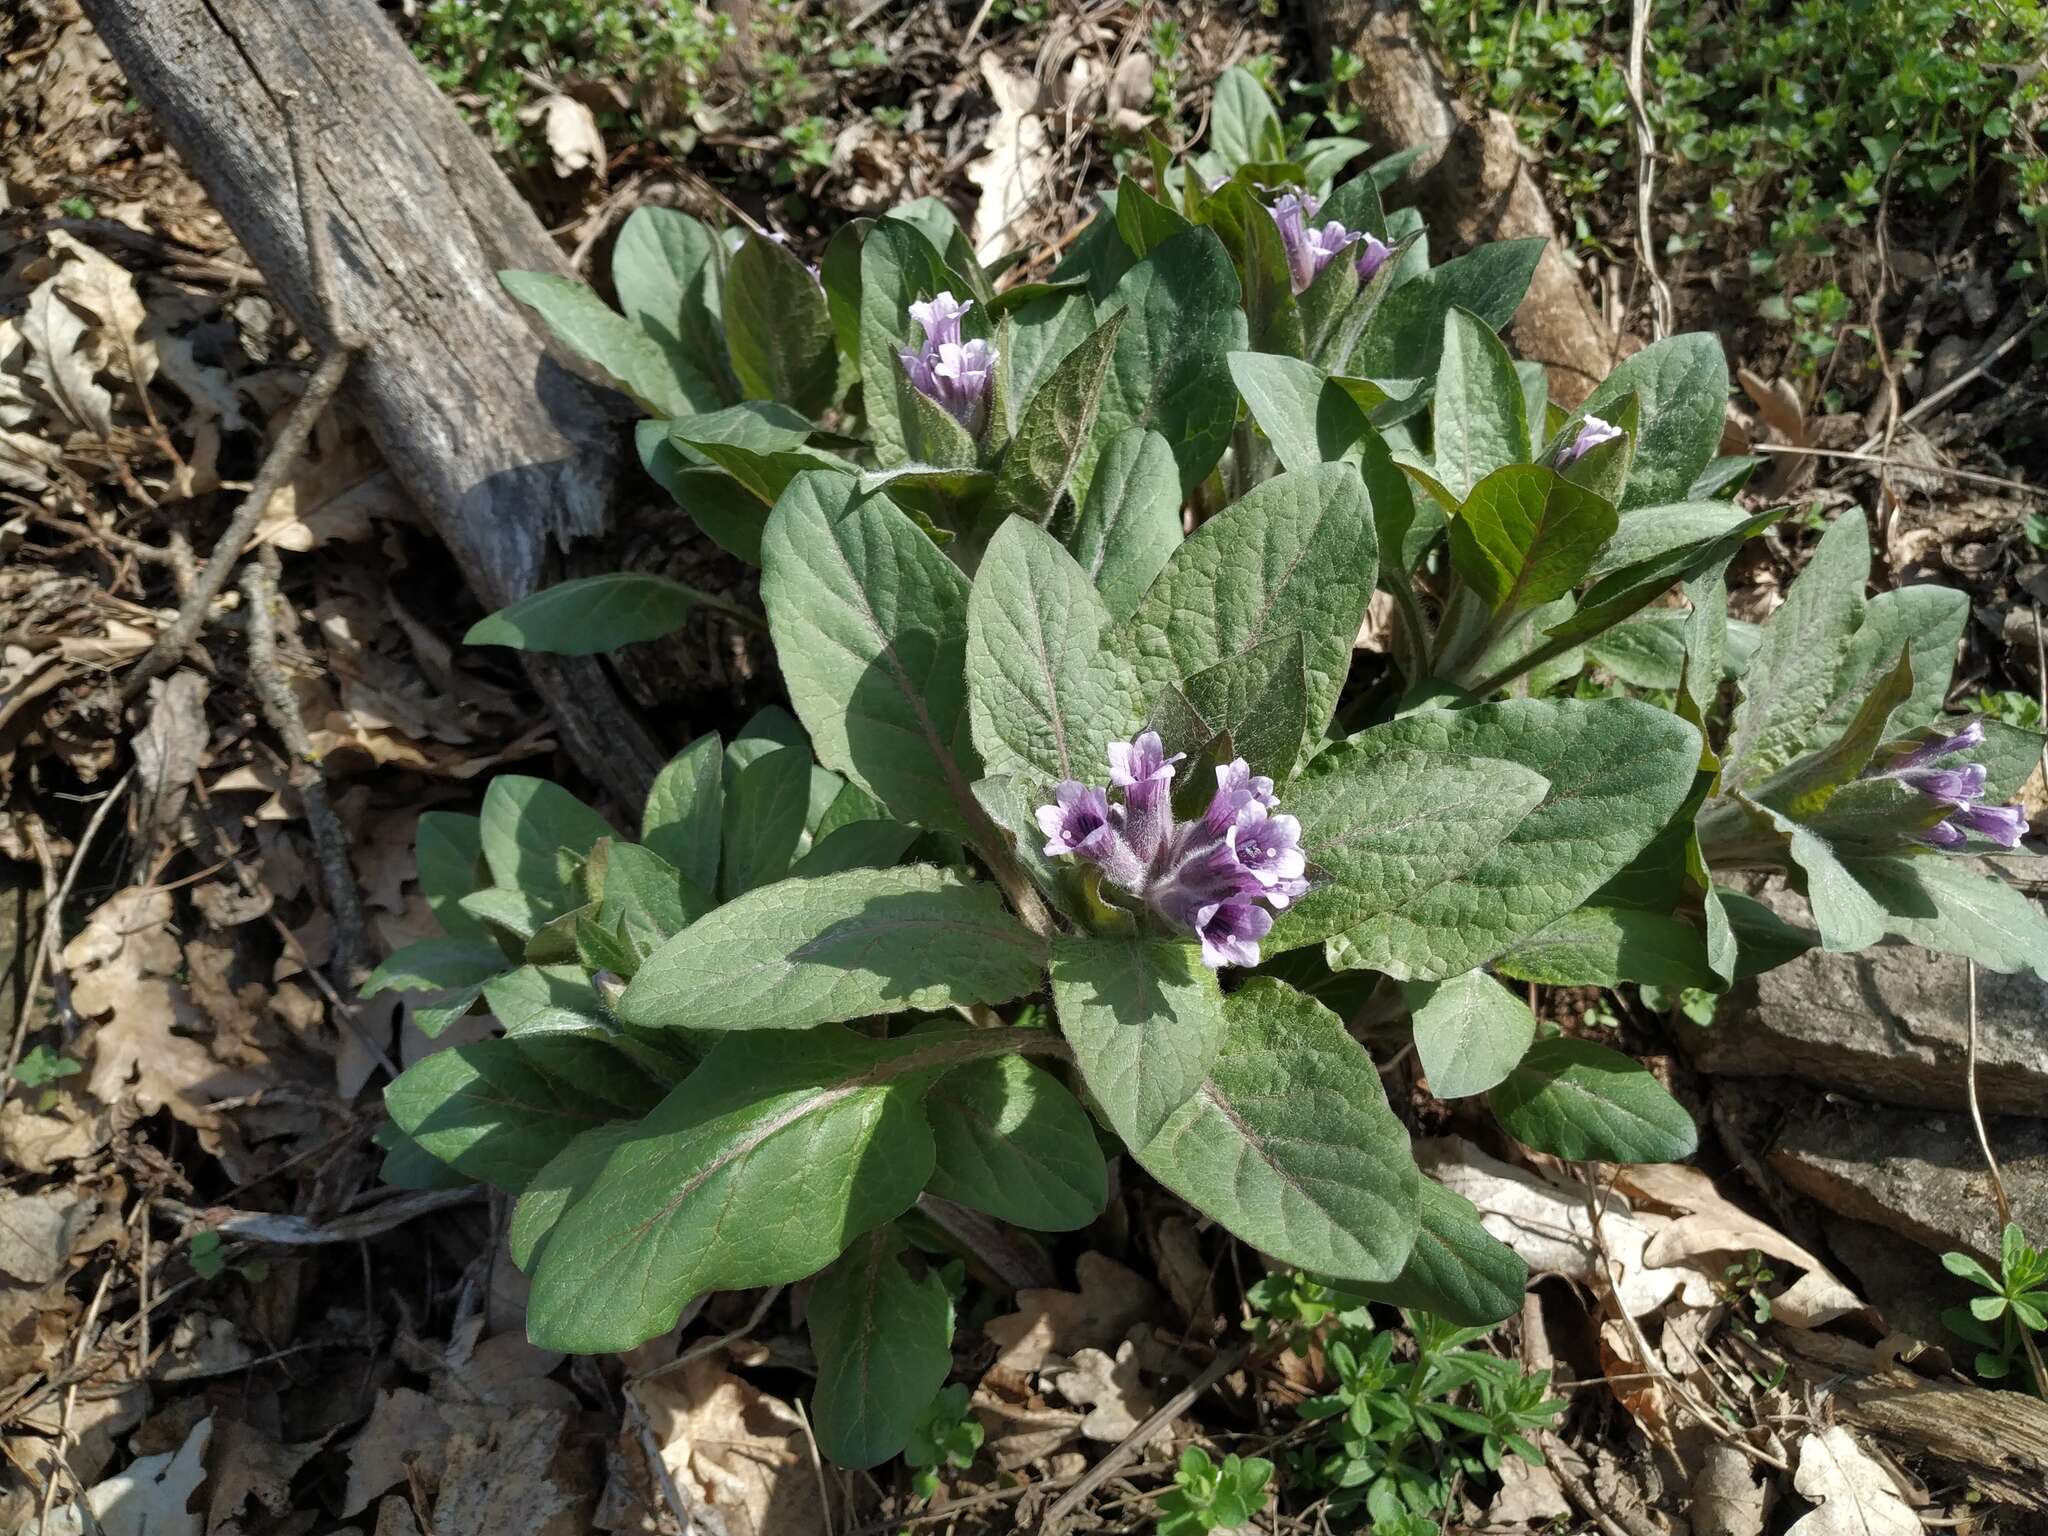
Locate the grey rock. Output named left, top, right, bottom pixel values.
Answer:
left=1684, top=884, right=2048, bottom=1115
left=1771, top=1100, right=2048, bottom=1265
left=1823, top=1214, right=1973, bottom=1342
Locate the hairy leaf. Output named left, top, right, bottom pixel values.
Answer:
left=1489, top=1037, right=1698, bottom=1162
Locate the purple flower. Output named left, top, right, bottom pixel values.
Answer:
left=1193, top=900, right=1273, bottom=970
left=1035, top=735, right=1310, bottom=968
left=1354, top=232, right=1393, bottom=282
left=1865, top=718, right=2030, bottom=851
left=1268, top=192, right=1362, bottom=295
left=1556, top=415, right=1623, bottom=467
left=900, top=293, right=997, bottom=435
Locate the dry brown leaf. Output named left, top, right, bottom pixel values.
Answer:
left=46, top=230, right=153, bottom=389
left=1693, top=1442, right=1768, bottom=1536
left=21, top=275, right=111, bottom=438
left=66, top=888, right=265, bottom=1145
left=1046, top=1335, right=1167, bottom=1444
left=630, top=1355, right=830, bottom=1536
left=1785, top=1426, right=1919, bottom=1536
left=525, top=94, right=605, bottom=181
left=966, top=55, right=1053, bottom=262
left=25, top=1412, right=209, bottom=1536
left=132, top=670, right=210, bottom=843
left=1488, top=1453, right=1573, bottom=1525
left=0, top=1097, right=120, bottom=1175
left=203, top=1418, right=325, bottom=1535
left=432, top=1407, right=590, bottom=1536
left=1419, top=1138, right=1713, bottom=1316
left=1773, top=1269, right=1867, bottom=1330
left=0, top=1189, right=100, bottom=1285
left=968, top=1364, right=1082, bottom=1472
left=984, top=1251, right=1162, bottom=1372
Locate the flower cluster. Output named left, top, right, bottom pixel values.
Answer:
left=1266, top=192, right=1392, bottom=296
left=1037, top=732, right=1309, bottom=968
left=899, top=292, right=997, bottom=436
left=1872, top=720, right=2029, bottom=848
left=1555, top=414, right=1622, bottom=467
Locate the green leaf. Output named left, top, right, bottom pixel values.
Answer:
left=610, top=206, right=734, bottom=407
left=1093, top=228, right=1250, bottom=495
left=1114, top=175, right=1193, bottom=260
left=1123, top=463, right=1377, bottom=760
left=859, top=218, right=962, bottom=467
left=385, top=1037, right=663, bottom=1191
left=788, top=818, right=920, bottom=878
left=820, top=217, right=869, bottom=363
left=465, top=573, right=735, bottom=655
left=809, top=1229, right=955, bottom=1470
left=457, top=886, right=554, bottom=943
left=1588, top=614, right=1689, bottom=689
left=1196, top=179, right=1301, bottom=359
left=1447, top=465, right=1618, bottom=621
left=1267, top=747, right=1551, bottom=953
left=375, top=1121, right=470, bottom=1191
left=1349, top=1179, right=1527, bottom=1326
left=1404, top=970, right=1535, bottom=1099
left=1001, top=290, right=1097, bottom=436
left=1575, top=333, right=1729, bottom=509
left=600, top=841, right=705, bottom=944
left=1756, top=650, right=1917, bottom=819
left=1351, top=239, right=1545, bottom=384
left=1724, top=513, right=1870, bottom=791
left=1841, top=854, right=2048, bottom=979
left=416, top=811, right=490, bottom=942
left=523, top=1027, right=989, bottom=1351
left=967, top=518, right=1143, bottom=784
left=1816, top=584, right=1968, bottom=741
left=636, top=435, right=772, bottom=564
left=1547, top=503, right=1783, bottom=648
left=988, top=309, right=1127, bottom=527
left=723, top=234, right=837, bottom=418
left=643, top=735, right=724, bottom=894
left=480, top=776, right=616, bottom=910
left=362, top=938, right=507, bottom=998
left=484, top=964, right=609, bottom=1037
left=1228, top=351, right=1326, bottom=476
left=761, top=472, right=979, bottom=837
left=1067, top=427, right=1182, bottom=623
left=1323, top=700, right=1701, bottom=981
left=508, top=1121, right=638, bottom=1273
left=617, top=866, right=1046, bottom=1033
left=1489, top=1037, right=1698, bottom=1162
left=720, top=745, right=811, bottom=897
left=924, top=1053, right=1109, bottom=1231
left=1975, top=719, right=2047, bottom=803
left=1433, top=308, right=1530, bottom=504
left=1175, top=631, right=1313, bottom=781
left=1493, top=907, right=1716, bottom=989
left=1210, top=66, right=1287, bottom=167
left=1135, top=980, right=1418, bottom=1281
left=1051, top=935, right=1227, bottom=1147
left=499, top=270, right=709, bottom=419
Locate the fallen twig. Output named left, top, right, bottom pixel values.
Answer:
left=1622, top=0, right=1673, bottom=339
left=1854, top=307, right=2048, bottom=456
left=1752, top=443, right=2048, bottom=501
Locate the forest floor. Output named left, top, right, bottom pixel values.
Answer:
left=3, top=1, right=2047, bottom=1532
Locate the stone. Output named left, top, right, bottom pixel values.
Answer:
left=1770, top=1099, right=2048, bottom=1266
left=1823, top=1215, right=1973, bottom=1343
left=1684, top=883, right=2048, bottom=1116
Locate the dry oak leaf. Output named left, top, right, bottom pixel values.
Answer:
left=1785, top=1426, right=1918, bottom=1536
left=23, top=1413, right=210, bottom=1536
left=984, top=1251, right=1163, bottom=1373
left=629, top=1355, right=830, bottom=1536
left=1046, top=1335, right=1168, bottom=1444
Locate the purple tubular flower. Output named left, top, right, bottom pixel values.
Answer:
left=1193, top=900, right=1272, bottom=970
left=1109, top=731, right=1183, bottom=866
left=1354, top=232, right=1393, bottom=281
left=1036, top=738, right=1311, bottom=969
left=1870, top=717, right=2029, bottom=852
left=900, top=293, right=998, bottom=435
left=1951, top=803, right=2030, bottom=848
left=1556, top=415, right=1623, bottom=467
left=1891, top=719, right=1986, bottom=772
left=1268, top=192, right=1362, bottom=295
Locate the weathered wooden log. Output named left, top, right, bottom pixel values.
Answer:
left=1313, top=0, right=1617, bottom=404
left=78, top=0, right=669, bottom=806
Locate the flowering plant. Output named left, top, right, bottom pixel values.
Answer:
left=371, top=82, right=2046, bottom=1477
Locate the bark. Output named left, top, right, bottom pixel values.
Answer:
left=1313, top=1, right=1616, bottom=405
left=78, top=0, right=668, bottom=805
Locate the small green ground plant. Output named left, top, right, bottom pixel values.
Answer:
left=367, top=67, right=2045, bottom=1492
left=1412, top=0, right=2047, bottom=367
left=1944, top=1223, right=2048, bottom=1392
left=411, top=0, right=883, bottom=181
left=1158, top=1445, right=1277, bottom=1534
